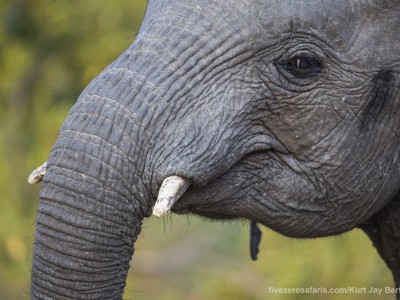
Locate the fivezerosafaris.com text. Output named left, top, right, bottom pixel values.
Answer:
left=268, top=286, right=400, bottom=295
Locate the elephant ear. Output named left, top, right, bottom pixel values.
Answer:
left=359, top=193, right=400, bottom=286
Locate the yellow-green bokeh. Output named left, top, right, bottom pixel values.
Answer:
left=0, top=1, right=393, bottom=299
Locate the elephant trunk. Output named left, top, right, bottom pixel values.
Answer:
left=31, top=88, right=152, bottom=298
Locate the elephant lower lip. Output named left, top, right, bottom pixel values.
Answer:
left=173, top=205, right=238, bottom=220
left=195, top=210, right=238, bottom=220
left=172, top=207, right=191, bottom=214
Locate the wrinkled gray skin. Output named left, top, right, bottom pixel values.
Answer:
left=31, top=0, right=400, bottom=299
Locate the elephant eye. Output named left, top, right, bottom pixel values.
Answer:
left=283, top=55, right=322, bottom=78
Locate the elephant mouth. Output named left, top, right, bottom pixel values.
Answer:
left=152, top=135, right=292, bottom=219
left=164, top=147, right=322, bottom=221
left=152, top=176, right=236, bottom=219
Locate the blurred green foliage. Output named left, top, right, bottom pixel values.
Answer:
left=0, top=0, right=146, bottom=298
left=0, top=1, right=393, bottom=299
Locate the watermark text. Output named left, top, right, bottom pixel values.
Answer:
left=268, top=286, right=400, bottom=295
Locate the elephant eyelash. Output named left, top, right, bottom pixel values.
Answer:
left=278, top=54, right=323, bottom=79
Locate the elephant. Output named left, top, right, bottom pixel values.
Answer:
left=29, top=0, right=400, bottom=299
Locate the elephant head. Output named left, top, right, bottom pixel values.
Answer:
left=30, top=0, right=400, bottom=298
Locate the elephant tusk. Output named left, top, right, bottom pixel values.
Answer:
left=28, top=161, right=47, bottom=184
left=153, top=176, right=190, bottom=217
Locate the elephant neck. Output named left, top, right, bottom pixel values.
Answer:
left=360, top=194, right=400, bottom=290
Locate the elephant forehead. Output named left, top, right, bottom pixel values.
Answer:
left=146, top=0, right=399, bottom=67
left=251, top=0, right=398, bottom=60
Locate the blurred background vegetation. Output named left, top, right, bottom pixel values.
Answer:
left=0, top=1, right=393, bottom=299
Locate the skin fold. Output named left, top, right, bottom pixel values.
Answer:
left=31, top=0, right=400, bottom=299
